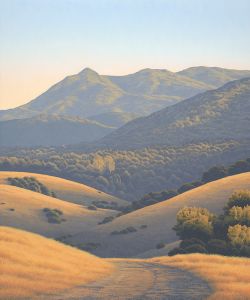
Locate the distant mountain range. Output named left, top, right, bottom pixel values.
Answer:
left=92, top=77, right=250, bottom=149
left=1, top=66, right=250, bottom=123
left=1, top=66, right=249, bottom=147
left=0, top=114, right=114, bottom=147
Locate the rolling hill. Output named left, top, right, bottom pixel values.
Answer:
left=95, top=77, right=250, bottom=149
left=68, top=173, right=250, bottom=257
left=0, top=171, right=128, bottom=207
left=0, top=184, right=118, bottom=239
left=2, top=66, right=249, bottom=122
left=0, top=226, right=113, bottom=300
left=0, top=114, right=115, bottom=147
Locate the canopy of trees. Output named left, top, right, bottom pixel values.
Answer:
left=169, top=190, right=250, bottom=257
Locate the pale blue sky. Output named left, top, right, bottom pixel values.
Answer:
left=0, top=0, right=250, bottom=108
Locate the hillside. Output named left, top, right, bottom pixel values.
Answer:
left=0, top=226, right=113, bottom=300
left=0, top=171, right=128, bottom=207
left=69, top=173, right=250, bottom=257
left=0, top=114, right=115, bottom=147
left=0, top=184, right=118, bottom=240
left=96, top=77, right=250, bottom=149
left=178, top=66, right=250, bottom=87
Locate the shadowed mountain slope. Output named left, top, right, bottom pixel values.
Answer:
left=0, top=114, right=115, bottom=147
left=95, top=77, right=250, bottom=149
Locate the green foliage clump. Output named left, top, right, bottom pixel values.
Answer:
left=43, top=208, right=65, bottom=224
left=171, top=190, right=250, bottom=258
left=111, top=226, right=137, bottom=235
left=173, top=207, right=214, bottom=241
left=227, top=224, right=250, bottom=247
left=225, top=190, right=250, bottom=211
left=98, top=216, right=115, bottom=225
left=7, top=177, right=56, bottom=198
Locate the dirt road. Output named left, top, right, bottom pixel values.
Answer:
left=44, top=261, right=212, bottom=300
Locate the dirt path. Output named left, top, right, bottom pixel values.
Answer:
left=44, top=261, right=212, bottom=300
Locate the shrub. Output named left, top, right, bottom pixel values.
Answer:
left=225, top=191, right=250, bottom=211
left=7, top=177, right=57, bottom=198
left=43, top=208, right=65, bottom=224
left=111, top=226, right=137, bottom=235
left=98, top=216, right=114, bottom=225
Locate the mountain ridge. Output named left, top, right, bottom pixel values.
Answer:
left=1, top=66, right=249, bottom=122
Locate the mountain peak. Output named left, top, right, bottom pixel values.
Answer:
left=78, top=67, right=99, bottom=76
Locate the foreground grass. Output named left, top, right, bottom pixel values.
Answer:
left=0, top=226, right=114, bottom=300
left=152, top=254, right=250, bottom=300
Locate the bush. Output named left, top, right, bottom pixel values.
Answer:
left=225, top=191, right=250, bottom=211
left=98, top=216, right=114, bottom=225
left=7, top=177, right=57, bottom=198
left=43, top=208, right=65, bottom=224
left=111, top=226, right=137, bottom=235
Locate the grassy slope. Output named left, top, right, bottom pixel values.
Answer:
left=151, top=254, right=250, bottom=300
left=0, top=171, right=128, bottom=207
left=0, top=184, right=117, bottom=239
left=0, top=226, right=113, bottom=300
left=89, top=173, right=250, bottom=257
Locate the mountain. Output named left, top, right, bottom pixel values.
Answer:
left=0, top=114, right=115, bottom=147
left=88, top=111, right=141, bottom=127
left=0, top=67, right=218, bottom=122
left=95, top=77, right=250, bottom=149
left=178, top=66, right=250, bottom=88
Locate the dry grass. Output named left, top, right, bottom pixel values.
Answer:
left=0, top=226, right=114, bottom=300
left=151, top=254, right=250, bottom=300
left=0, top=171, right=128, bottom=206
left=96, top=173, right=250, bottom=257
left=0, top=184, right=116, bottom=239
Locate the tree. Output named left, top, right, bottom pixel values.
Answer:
left=225, top=190, right=250, bottom=211
left=227, top=224, right=250, bottom=247
left=173, top=207, right=215, bottom=241
left=202, top=166, right=228, bottom=183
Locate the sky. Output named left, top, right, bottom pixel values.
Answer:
left=0, top=0, right=250, bottom=109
